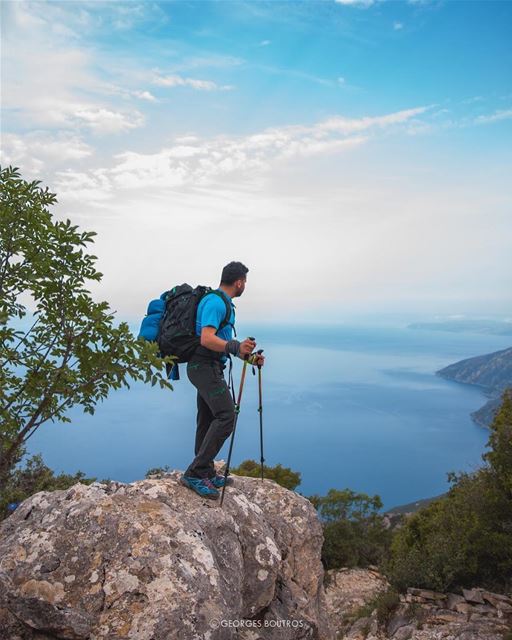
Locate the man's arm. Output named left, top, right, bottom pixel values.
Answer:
left=200, top=327, right=256, bottom=358
left=200, top=326, right=229, bottom=352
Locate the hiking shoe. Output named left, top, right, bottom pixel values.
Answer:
left=210, top=474, right=234, bottom=489
left=180, top=475, right=219, bottom=500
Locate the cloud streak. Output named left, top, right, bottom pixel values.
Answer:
left=151, top=73, right=233, bottom=92
left=335, top=0, right=375, bottom=6
left=474, top=109, right=512, bottom=125
left=2, top=3, right=148, bottom=135
left=1, top=0, right=225, bottom=137
left=48, top=106, right=427, bottom=200
left=0, top=132, right=93, bottom=174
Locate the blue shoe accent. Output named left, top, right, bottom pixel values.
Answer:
left=180, top=475, right=219, bottom=499
left=210, top=474, right=234, bottom=489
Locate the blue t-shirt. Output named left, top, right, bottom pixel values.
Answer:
left=195, top=289, right=235, bottom=363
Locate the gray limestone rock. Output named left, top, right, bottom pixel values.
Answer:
left=0, top=473, right=333, bottom=640
left=462, top=589, right=485, bottom=605
left=392, top=625, right=416, bottom=640
left=446, top=594, right=466, bottom=611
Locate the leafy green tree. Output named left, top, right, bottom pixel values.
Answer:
left=483, top=388, right=512, bottom=496
left=312, top=488, right=383, bottom=522
left=231, top=459, right=301, bottom=490
left=310, top=488, right=392, bottom=569
left=0, top=167, right=174, bottom=486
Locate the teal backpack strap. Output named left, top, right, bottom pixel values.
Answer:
left=207, top=290, right=234, bottom=334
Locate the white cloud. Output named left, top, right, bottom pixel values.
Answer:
left=474, top=109, right=512, bottom=125
left=73, top=107, right=144, bottom=134
left=315, top=106, right=431, bottom=135
left=48, top=106, right=426, bottom=202
left=101, top=83, right=159, bottom=103
left=63, top=163, right=511, bottom=320
left=131, top=90, right=157, bottom=102
left=259, top=40, right=271, bottom=47
left=53, top=169, right=113, bottom=202
left=109, top=3, right=149, bottom=30
left=2, top=1, right=150, bottom=135
left=3, top=2, right=508, bottom=319
left=0, top=132, right=93, bottom=175
left=6, top=111, right=503, bottom=320
left=461, top=96, right=483, bottom=104
left=152, top=73, right=233, bottom=91
left=166, top=54, right=244, bottom=72
left=3, top=1, right=168, bottom=38
left=393, top=22, right=404, bottom=30
left=278, top=135, right=367, bottom=158
left=335, top=0, right=375, bottom=6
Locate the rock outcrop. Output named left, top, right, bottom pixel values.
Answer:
left=3, top=474, right=511, bottom=640
left=324, top=569, right=512, bottom=640
left=0, top=471, right=333, bottom=640
left=324, top=566, right=390, bottom=636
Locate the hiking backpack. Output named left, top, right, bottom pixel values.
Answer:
left=138, top=284, right=233, bottom=363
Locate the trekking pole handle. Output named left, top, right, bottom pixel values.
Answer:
left=250, top=349, right=264, bottom=374
left=243, top=337, right=256, bottom=361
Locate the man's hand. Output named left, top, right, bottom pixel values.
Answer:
left=249, top=353, right=265, bottom=367
left=239, top=337, right=256, bottom=357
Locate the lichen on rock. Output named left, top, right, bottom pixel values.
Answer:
left=0, top=472, right=333, bottom=640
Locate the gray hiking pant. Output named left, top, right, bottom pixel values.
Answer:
left=184, top=355, right=235, bottom=479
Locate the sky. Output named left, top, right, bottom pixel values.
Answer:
left=1, top=0, right=511, bottom=324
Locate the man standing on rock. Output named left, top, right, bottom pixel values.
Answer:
left=180, top=261, right=265, bottom=500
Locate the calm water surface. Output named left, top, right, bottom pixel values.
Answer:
left=27, top=324, right=511, bottom=510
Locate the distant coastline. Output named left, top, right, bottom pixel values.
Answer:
left=436, top=346, right=512, bottom=428
left=409, top=319, right=512, bottom=336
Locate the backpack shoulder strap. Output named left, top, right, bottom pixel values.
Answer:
left=206, top=290, right=233, bottom=332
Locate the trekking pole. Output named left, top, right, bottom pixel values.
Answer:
left=256, top=350, right=265, bottom=482
left=220, top=338, right=254, bottom=507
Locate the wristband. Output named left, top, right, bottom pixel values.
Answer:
left=224, top=339, right=241, bottom=356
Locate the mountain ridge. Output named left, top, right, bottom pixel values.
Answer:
left=436, top=346, right=512, bottom=427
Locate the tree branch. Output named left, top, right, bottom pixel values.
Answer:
left=22, top=370, right=108, bottom=442
left=0, top=231, right=15, bottom=299
left=5, top=331, right=75, bottom=457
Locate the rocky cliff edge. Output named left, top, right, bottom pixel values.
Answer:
left=0, top=471, right=333, bottom=640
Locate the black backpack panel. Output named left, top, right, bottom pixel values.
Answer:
left=157, top=284, right=232, bottom=363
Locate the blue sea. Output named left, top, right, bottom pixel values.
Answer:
left=26, top=323, right=511, bottom=511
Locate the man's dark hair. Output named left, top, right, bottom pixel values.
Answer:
left=221, top=261, right=249, bottom=285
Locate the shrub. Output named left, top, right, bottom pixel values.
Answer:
left=0, top=452, right=96, bottom=521
left=310, top=488, right=393, bottom=570
left=145, top=465, right=171, bottom=478
left=354, top=588, right=401, bottom=626
left=231, top=459, right=301, bottom=490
